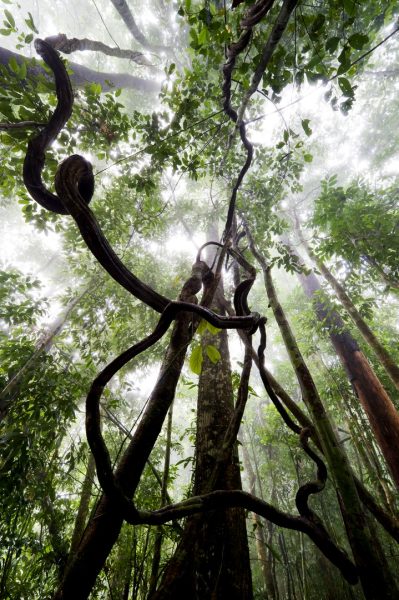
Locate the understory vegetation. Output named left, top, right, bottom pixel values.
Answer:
left=0, top=1, right=398, bottom=599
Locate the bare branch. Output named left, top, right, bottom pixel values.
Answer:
left=45, top=33, right=155, bottom=67
left=109, top=0, right=171, bottom=54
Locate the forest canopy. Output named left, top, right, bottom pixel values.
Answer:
left=0, top=1, right=399, bottom=599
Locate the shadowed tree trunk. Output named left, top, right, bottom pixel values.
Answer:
left=53, top=261, right=209, bottom=600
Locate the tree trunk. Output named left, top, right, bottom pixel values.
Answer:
left=65, top=452, right=96, bottom=571
left=0, top=285, right=93, bottom=420
left=0, top=47, right=160, bottom=93
left=53, top=262, right=209, bottom=600
left=110, top=0, right=170, bottom=53
left=151, top=289, right=253, bottom=599
left=246, top=230, right=399, bottom=600
left=242, top=439, right=276, bottom=599
left=148, top=403, right=174, bottom=597
left=294, top=252, right=399, bottom=489
left=303, top=241, right=399, bottom=391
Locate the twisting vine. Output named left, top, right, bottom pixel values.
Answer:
left=21, top=36, right=360, bottom=586
left=221, top=0, right=298, bottom=238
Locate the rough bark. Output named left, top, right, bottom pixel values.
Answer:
left=151, top=290, right=253, bottom=599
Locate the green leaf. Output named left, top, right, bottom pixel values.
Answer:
left=19, top=60, right=26, bottom=79
left=4, top=9, right=15, bottom=28
left=301, top=119, right=312, bottom=137
left=343, top=0, right=356, bottom=16
left=206, top=322, right=221, bottom=335
left=198, top=26, right=208, bottom=46
left=325, top=36, right=339, bottom=53
left=25, top=12, right=39, bottom=34
left=338, top=76, right=353, bottom=97
left=248, top=385, right=259, bottom=398
left=8, top=56, right=19, bottom=73
left=189, top=345, right=203, bottom=375
left=197, top=319, right=207, bottom=335
left=304, top=153, right=313, bottom=163
left=205, top=344, right=221, bottom=364
left=311, top=14, right=325, bottom=33
left=348, top=33, right=368, bottom=50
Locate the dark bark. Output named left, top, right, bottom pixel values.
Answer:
left=53, top=263, right=207, bottom=600
left=151, top=289, right=253, bottom=599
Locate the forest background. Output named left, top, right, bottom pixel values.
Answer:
left=0, top=1, right=399, bottom=599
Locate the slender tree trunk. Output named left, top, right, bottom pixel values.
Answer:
left=148, top=403, right=174, bottom=596
left=109, top=0, right=171, bottom=53
left=242, top=439, right=276, bottom=599
left=278, top=533, right=296, bottom=600
left=151, top=288, right=253, bottom=599
left=246, top=229, right=399, bottom=599
left=302, top=239, right=399, bottom=391
left=227, top=289, right=399, bottom=543
left=292, top=249, right=399, bottom=489
left=65, top=452, right=96, bottom=571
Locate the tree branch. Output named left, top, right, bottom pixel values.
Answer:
left=44, top=34, right=155, bottom=67
left=109, top=0, right=171, bottom=54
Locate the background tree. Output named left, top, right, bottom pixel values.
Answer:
left=1, top=1, right=399, bottom=599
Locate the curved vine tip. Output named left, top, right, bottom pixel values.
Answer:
left=23, top=38, right=94, bottom=214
